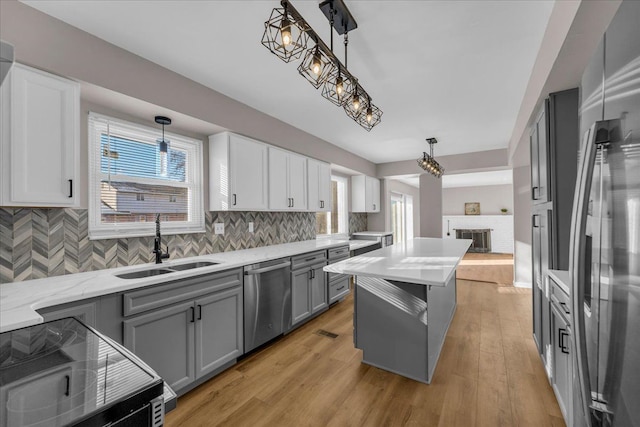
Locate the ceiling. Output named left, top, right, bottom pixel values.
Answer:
left=22, top=0, right=554, bottom=164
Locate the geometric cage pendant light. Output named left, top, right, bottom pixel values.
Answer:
left=261, top=0, right=382, bottom=131
left=418, top=138, right=444, bottom=178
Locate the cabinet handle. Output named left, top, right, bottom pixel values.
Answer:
left=320, top=200, right=324, bottom=208
left=559, top=328, right=569, bottom=354
left=532, top=186, right=538, bottom=200
left=292, top=198, right=294, bottom=208
left=68, top=179, right=73, bottom=198
left=337, top=286, right=345, bottom=291
left=533, top=215, right=540, bottom=228
left=305, top=257, right=316, bottom=262
left=64, top=375, right=70, bottom=396
left=197, top=304, right=202, bottom=320
left=559, top=302, right=570, bottom=315
left=312, top=269, right=315, bottom=279
left=232, top=194, right=237, bottom=206
left=190, top=306, right=195, bottom=323
left=287, top=198, right=291, bottom=207
left=373, top=203, right=376, bottom=210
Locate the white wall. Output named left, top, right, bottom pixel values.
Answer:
left=513, top=165, right=532, bottom=287
left=442, top=215, right=514, bottom=254
left=443, top=184, right=514, bottom=215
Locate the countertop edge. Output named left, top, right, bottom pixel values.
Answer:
left=1, top=239, right=352, bottom=333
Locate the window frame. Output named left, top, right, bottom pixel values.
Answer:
left=88, top=112, right=204, bottom=240
left=316, top=174, right=349, bottom=239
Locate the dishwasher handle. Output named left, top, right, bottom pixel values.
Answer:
left=245, top=261, right=291, bottom=275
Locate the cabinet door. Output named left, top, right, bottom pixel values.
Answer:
left=292, top=269, right=311, bottom=325
left=5, top=64, right=79, bottom=206
left=229, top=134, right=268, bottom=210
left=318, top=161, right=332, bottom=212
left=551, top=304, right=572, bottom=424
left=369, top=177, right=381, bottom=212
left=532, top=107, right=550, bottom=204
left=310, top=263, right=327, bottom=314
left=307, top=159, right=320, bottom=211
left=268, top=147, right=290, bottom=210
left=288, top=152, right=307, bottom=210
left=4, top=365, right=73, bottom=427
left=123, top=301, right=195, bottom=392
left=194, top=287, right=243, bottom=379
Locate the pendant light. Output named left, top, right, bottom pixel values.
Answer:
left=263, top=0, right=382, bottom=130
left=155, top=116, right=171, bottom=177
left=418, top=138, right=444, bottom=178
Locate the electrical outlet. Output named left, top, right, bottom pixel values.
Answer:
left=248, top=222, right=254, bottom=233
left=214, top=223, right=224, bottom=235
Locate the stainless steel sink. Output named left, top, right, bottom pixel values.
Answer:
left=116, top=268, right=174, bottom=279
left=116, top=261, right=219, bottom=279
left=169, top=261, right=218, bottom=271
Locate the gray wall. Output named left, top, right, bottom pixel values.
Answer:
left=419, top=175, right=443, bottom=238
left=443, top=184, right=514, bottom=215
left=513, top=165, right=532, bottom=287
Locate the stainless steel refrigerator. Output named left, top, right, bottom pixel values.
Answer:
left=569, top=2, right=640, bottom=426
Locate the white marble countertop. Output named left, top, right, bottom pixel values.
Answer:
left=0, top=239, right=351, bottom=333
left=324, top=237, right=472, bottom=286
left=347, top=240, right=380, bottom=251
left=352, top=231, right=393, bottom=237
left=548, top=269, right=571, bottom=295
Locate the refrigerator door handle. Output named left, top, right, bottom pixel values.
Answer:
left=570, top=122, right=598, bottom=426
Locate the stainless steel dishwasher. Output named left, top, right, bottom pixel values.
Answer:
left=243, top=257, right=292, bottom=352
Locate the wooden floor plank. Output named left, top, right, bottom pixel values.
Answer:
left=166, top=253, right=564, bottom=427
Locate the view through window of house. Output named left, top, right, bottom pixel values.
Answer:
left=316, top=176, right=347, bottom=236
left=88, top=113, right=204, bottom=239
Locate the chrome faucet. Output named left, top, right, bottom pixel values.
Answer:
left=153, top=214, right=170, bottom=264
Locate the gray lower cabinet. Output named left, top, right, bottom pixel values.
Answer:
left=291, top=261, right=327, bottom=326
left=38, top=299, right=97, bottom=327
left=549, top=275, right=572, bottom=426
left=1, top=364, right=74, bottom=427
left=194, top=287, right=243, bottom=378
left=329, top=275, right=350, bottom=304
left=124, top=301, right=196, bottom=392
left=122, top=268, right=243, bottom=394
left=532, top=207, right=552, bottom=367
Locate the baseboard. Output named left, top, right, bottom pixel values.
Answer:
left=514, top=281, right=532, bottom=288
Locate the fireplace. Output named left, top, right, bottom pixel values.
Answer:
left=455, top=229, right=492, bottom=253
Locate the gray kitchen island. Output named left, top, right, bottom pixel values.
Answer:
left=324, top=237, right=471, bottom=383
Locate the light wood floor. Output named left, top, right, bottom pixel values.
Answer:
left=166, top=259, right=563, bottom=427
left=457, top=253, right=515, bottom=285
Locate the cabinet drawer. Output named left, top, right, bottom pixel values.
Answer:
left=291, top=251, right=327, bottom=270
left=329, top=276, right=350, bottom=303
left=328, top=246, right=350, bottom=260
left=123, top=268, right=242, bottom=316
left=549, top=277, right=571, bottom=323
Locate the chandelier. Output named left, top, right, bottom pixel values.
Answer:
left=262, top=0, right=382, bottom=131
left=418, top=138, right=444, bottom=178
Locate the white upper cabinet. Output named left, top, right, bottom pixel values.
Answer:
left=351, top=175, right=380, bottom=213
left=209, top=132, right=268, bottom=211
left=268, top=147, right=307, bottom=211
left=307, top=158, right=331, bottom=212
left=1, top=64, right=80, bottom=207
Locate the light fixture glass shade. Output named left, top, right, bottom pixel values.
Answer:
left=297, top=45, right=335, bottom=89
left=344, top=85, right=367, bottom=120
left=262, top=6, right=309, bottom=63
left=321, top=64, right=354, bottom=106
left=417, top=152, right=444, bottom=177
left=356, top=102, right=383, bottom=131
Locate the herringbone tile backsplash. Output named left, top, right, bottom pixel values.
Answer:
left=0, top=208, right=317, bottom=283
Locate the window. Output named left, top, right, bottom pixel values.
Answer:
left=316, top=175, right=348, bottom=237
left=88, top=113, right=204, bottom=239
left=391, top=192, right=414, bottom=243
